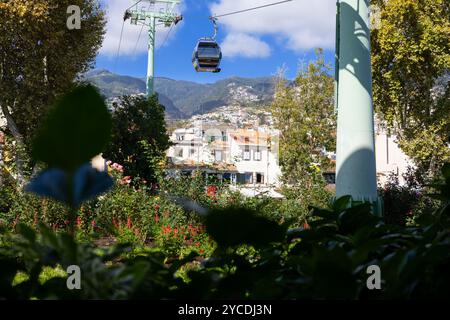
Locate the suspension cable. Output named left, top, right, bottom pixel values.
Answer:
left=160, top=23, right=175, bottom=48
left=113, top=20, right=126, bottom=72
left=126, top=0, right=144, bottom=12
left=132, top=24, right=145, bottom=56
left=212, top=0, right=293, bottom=19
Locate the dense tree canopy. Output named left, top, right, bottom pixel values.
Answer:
left=103, top=95, right=172, bottom=184
left=0, top=0, right=105, bottom=179
left=371, top=0, right=450, bottom=175
left=271, top=50, right=335, bottom=211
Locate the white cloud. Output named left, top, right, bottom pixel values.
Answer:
left=210, top=0, right=335, bottom=58
left=221, top=33, right=271, bottom=58
left=99, top=0, right=184, bottom=58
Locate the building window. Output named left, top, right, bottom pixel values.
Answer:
left=256, top=173, right=264, bottom=184
left=254, top=146, right=261, bottom=161
left=189, top=148, right=195, bottom=156
left=176, top=148, right=184, bottom=157
left=245, top=172, right=253, bottom=184
left=244, top=145, right=250, bottom=161
left=214, top=150, right=223, bottom=162
left=177, top=135, right=184, bottom=141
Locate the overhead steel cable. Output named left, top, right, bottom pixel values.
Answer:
left=132, top=24, right=145, bottom=56
left=113, top=20, right=126, bottom=73
left=212, top=0, right=293, bottom=19
left=160, top=23, right=174, bottom=48
left=126, top=0, right=144, bottom=12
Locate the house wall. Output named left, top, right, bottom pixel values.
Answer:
left=375, top=131, right=412, bottom=186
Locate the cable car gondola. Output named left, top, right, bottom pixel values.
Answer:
left=192, top=18, right=222, bottom=73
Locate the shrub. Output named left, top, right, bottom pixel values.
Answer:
left=379, top=167, right=440, bottom=226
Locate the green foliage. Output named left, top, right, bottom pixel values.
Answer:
left=379, top=167, right=439, bottom=226
left=1, top=162, right=450, bottom=299
left=0, top=223, right=182, bottom=299
left=271, top=49, right=335, bottom=218
left=371, top=0, right=450, bottom=175
left=0, top=0, right=106, bottom=183
left=204, top=207, right=287, bottom=248
left=25, top=85, right=113, bottom=234
left=32, top=85, right=111, bottom=172
left=103, top=94, right=171, bottom=184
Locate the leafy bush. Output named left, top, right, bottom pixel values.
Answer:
left=379, top=167, right=440, bottom=226
left=102, top=94, right=171, bottom=184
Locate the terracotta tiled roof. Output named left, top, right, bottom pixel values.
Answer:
left=229, top=129, right=274, bottom=146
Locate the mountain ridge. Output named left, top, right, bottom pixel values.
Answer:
left=83, top=69, right=277, bottom=119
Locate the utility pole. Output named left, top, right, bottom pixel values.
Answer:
left=127, top=0, right=182, bottom=97
left=335, top=0, right=381, bottom=214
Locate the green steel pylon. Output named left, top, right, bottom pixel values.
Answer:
left=335, top=0, right=382, bottom=215
left=126, top=0, right=182, bottom=97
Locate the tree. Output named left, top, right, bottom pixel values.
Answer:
left=103, top=95, right=172, bottom=184
left=271, top=49, right=336, bottom=215
left=0, top=0, right=105, bottom=182
left=371, top=0, right=450, bottom=176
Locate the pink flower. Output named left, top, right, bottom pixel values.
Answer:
left=111, top=163, right=124, bottom=173
left=120, top=176, right=132, bottom=185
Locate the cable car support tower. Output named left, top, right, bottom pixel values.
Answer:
left=124, top=0, right=182, bottom=97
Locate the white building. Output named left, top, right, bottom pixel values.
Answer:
left=167, top=126, right=282, bottom=187
left=374, top=121, right=412, bottom=185
left=227, top=129, right=281, bottom=186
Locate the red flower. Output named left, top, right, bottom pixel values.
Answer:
left=91, top=220, right=96, bottom=228
left=76, top=216, right=82, bottom=228
left=155, top=204, right=161, bottom=211
left=162, top=225, right=172, bottom=235
left=127, top=217, right=133, bottom=229
left=154, top=214, right=160, bottom=223
left=195, top=242, right=201, bottom=247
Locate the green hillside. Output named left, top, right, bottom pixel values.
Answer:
left=84, top=69, right=276, bottom=119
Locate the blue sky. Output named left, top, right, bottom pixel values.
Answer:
left=95, top=0, right=336, bottom=83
